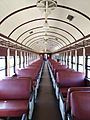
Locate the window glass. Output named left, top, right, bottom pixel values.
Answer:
left=0, top=70, right=6, bottom=79
left=79, top=56, right=83, bottom=64
left=78, top=65, right=83, bottom=72
left=0, top=56, right=5, bottom=70
left=73, top=64, right=76, bottom=71
left=87, top=67, right=90, bottom=79
left=72, top=56, right=76, bottom=70
left=87, top=57, right=90, bottom=66
left=73, top=56, right=75, bottom=63
left=68, top=56, right=71, bottom=68
left=17, top=56, right=20, bottom=69
left=78, top=56, right=83, bottom=72
left=21, top=56, right=24, bottom=68
left=0, top=56, right=6, bottom=79
left=86, top=56, right=90, bottom=79
left=10, top=56, right=14, bottom=76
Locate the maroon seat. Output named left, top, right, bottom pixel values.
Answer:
left=3, top=77, right=33, bottom=93
left=53, top=65, right=67, bottom=77
left=0, top=79, right=30, bottom=117
left=48, top=59, right=61, bottom=72
left=17, top=77, right=34, bottom=92
left=56, top=71, right=85, bottom=97
left=70, top=91, right=90, bottom=120
left=16, top=68, right=39, bottom=80
left=54, top=67, right=74, bottom=80
left=66, top=87, right=90, bottom=113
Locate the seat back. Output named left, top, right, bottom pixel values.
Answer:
left=66, top=87, right=90, bottom=112
left=56, top=71, right=85, bottom=87
left=16, top=68, right=38, bottom=80
left=70, top=91, right=90, bottom=120
left=0, top=78, right=30, bottom=100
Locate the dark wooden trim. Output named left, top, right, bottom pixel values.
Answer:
left=77, top=48, right=83, bottom=56
left=14, top=56, right=15, bottom=73
left=0, top=33, right=38, bottom=54
left=5, top=56, right=7, bottom=76
left=85, top=55, right=88, bottom=78
left=0, top=5, right=36, bottom=24
left=53, top=34, right=90, bottom=54
left=29, top=38, right=62, bottom=49
left=16, top=26, right=42, bottom=41
left=20, top=31, right=70, bottom=45
left=85, top=46, right=90, bottom=56
left=1, top=4, right=89, bottom=25
left=0, top=46, right=7, bottom=56
left=26, top=34, right=65, bottom=47
left=8, top=18, right=84, bottom=37
left=10, top=49, right=15, bottom=56
left=16, top=26, right=76, bottom=42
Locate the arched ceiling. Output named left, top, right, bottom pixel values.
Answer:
left=0, top=0, right=90, bottom=53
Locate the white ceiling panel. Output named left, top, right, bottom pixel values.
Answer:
left=0, top=0, right=90, bottom=53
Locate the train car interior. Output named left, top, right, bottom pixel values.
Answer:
left=0, top=0, right=90, bottom=120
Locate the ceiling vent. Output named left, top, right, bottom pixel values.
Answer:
left=67, top=15, right=74, bottom=21
left=29, top=31, right=33, bottom=34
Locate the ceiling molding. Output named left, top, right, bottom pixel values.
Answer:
left=16, top=26, right=76, bottom=42
left=8, top=18, right=84, bottom=37
left=24, top=34, right=66, bottom=46
left=20, top=31, right=71, bottom=44
left=1, top=4, right=90, bottom=25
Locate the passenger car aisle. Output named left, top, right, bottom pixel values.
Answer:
left=32, top=61, right=62, bottom=120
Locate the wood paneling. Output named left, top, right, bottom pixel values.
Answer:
left=0, top=46, right=7, bottom=56
left=85, top=47, right=90, bottom=56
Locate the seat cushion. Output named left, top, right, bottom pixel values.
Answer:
left=0, top=100, right=28, bottom=117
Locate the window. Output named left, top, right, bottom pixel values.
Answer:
left=17, top=56, right=20, bottom=69
left=68, top=55, right=71, bottom=68
left=62, top=55, right=66, bottom=65
left=86, top=56, right=90, bottom=79
left=10, top=56, right=14, bottom=76
left=77, top=56, right=83, bottom=72
left=72, top=56, right=76, bottom=70
left=21, top=56, right=24, bottom=68
left=0, top=56, right=6, bottom=79
left=54, top=54, right=60, bottom=62
left=67, top=55, right=69, bottom=67
left=23, top=56, right=25, bottom=67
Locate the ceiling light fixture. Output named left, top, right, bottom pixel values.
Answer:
left=37, top=0, right=57, bottom=52
left=44, top=33, right=48, bottom=40
left=43, top=20, right=49, bottom=31
left=37, top=0, right=57, bottom=31
left=37, top=0, right=57, bottom=15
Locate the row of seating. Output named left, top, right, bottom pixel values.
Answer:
left=48, top=59, right=90, bottom=120
left=0, top=58, right=44, bottom=120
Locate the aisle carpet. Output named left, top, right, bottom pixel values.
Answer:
left=32, top=61, right=62, bottom=120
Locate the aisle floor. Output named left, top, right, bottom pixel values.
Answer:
left=32, top=61, right=62, bottom=120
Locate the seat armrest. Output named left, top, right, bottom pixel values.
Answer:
left=86, top=79, right=90, bottom=86
left=67, top=114, right=73, bottom=120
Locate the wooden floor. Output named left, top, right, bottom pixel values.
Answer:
left=32, top=61, right=62, bottom=120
